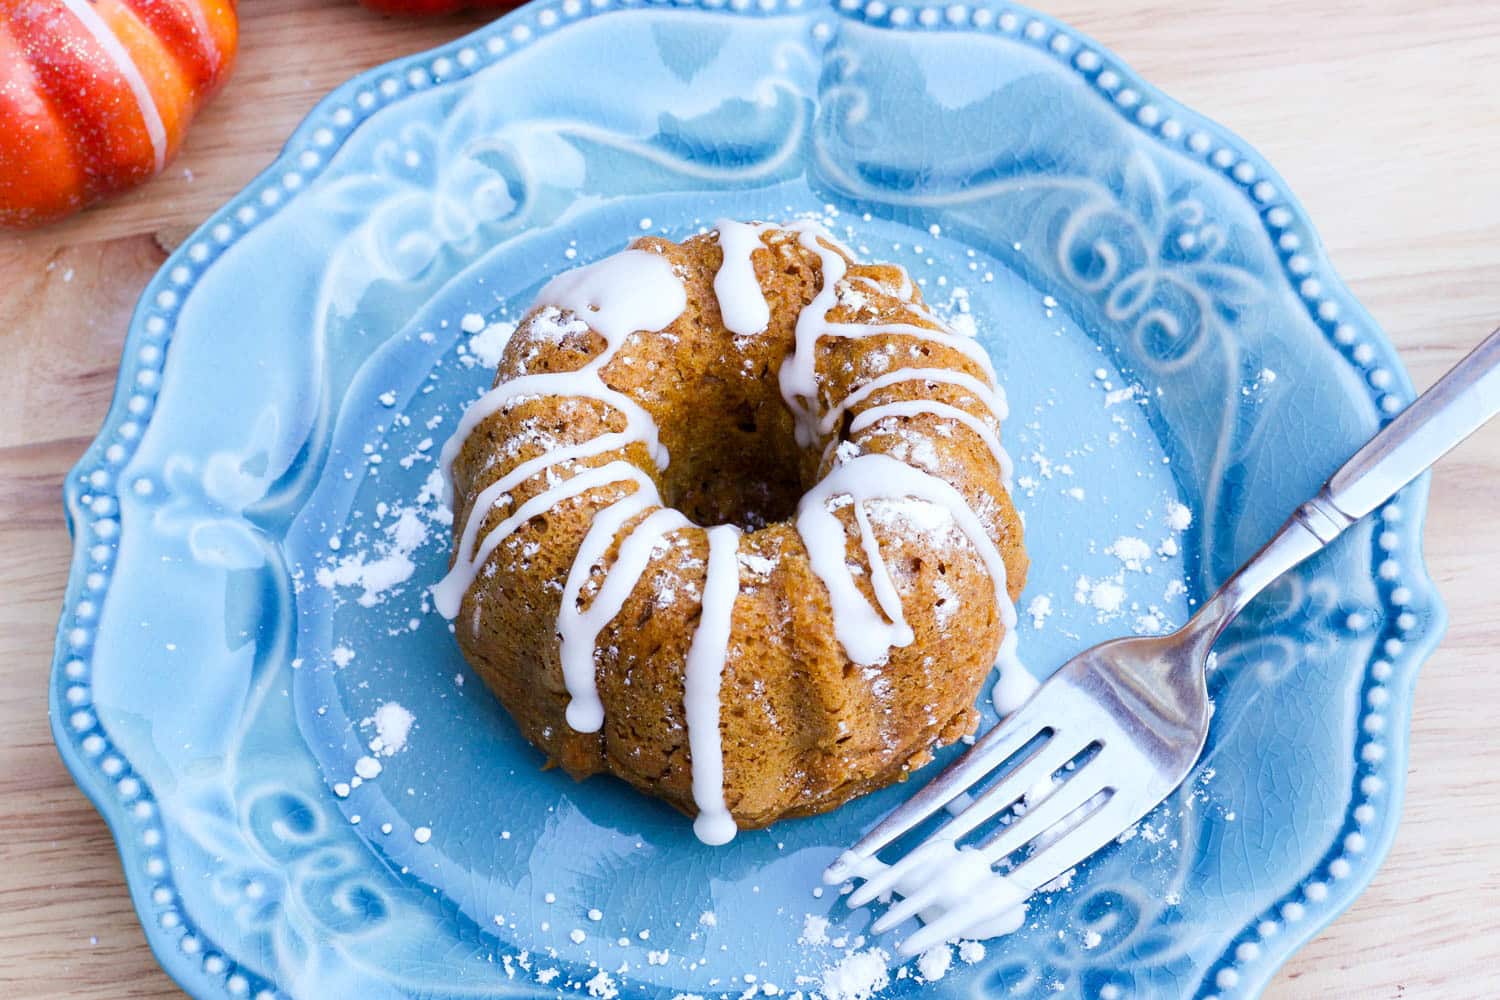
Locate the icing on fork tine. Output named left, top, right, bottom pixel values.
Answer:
left=822, top=698, right=1051, bottom=888
left=827, top=325, right=1500, bottom=956
left=831, top=640, right=1204, bottom=956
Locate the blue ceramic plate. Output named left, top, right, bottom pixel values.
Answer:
left=52, top=2, right=1445, bottom=998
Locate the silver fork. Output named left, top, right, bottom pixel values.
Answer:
left=826, top=325, right=1500, bottom=957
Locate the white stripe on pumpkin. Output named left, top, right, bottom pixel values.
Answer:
left=60, top=0, right=170, bottom=173
left=175, top=0, right=219, bottom=74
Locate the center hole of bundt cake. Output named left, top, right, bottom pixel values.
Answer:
left=654, top=370, right=808, bottom=531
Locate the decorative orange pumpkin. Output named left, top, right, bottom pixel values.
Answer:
left=0, top=0, right=238, bottom=228
left=359, top=0, right=511, bottom=14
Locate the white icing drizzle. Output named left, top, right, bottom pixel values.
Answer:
left=848, top=273, right=908, bottom=301
left=441, top=375, right=667, bottom=500
left=824, top=319, right=998, bottom=383
left=758, top=223, right=1024, bottom=691
left=796, top=453, right=1018, bottom=669
left=559, top=502, right=688, bottom=732
left=849, top=400, right=1014, bottom=485
left=817, top=368, right=1009, bottom=435
left=847, top=273, right=945, bottom=327
left=851, top=500, right=912, bottom=647
left=713, top=220, right=775, bottom=337
left=432, top=460, right=654, bottom=619
left=778, top=224, right=852, bottom=446
left=435, top=249, right=686, bottom=612
left=446, top=430, right=640, bottom=590
left=773, top=224, right=997, bottom=450
left=684, top=525, right=743, bottom=846
left=991, top=655, right=1040, bottom=715
left=868, top=270, right=915, bottom=302
left=536, top=248, right=689, bottom=343
left=831, top=840, right=1028, bottom=955
left=437, top=249, right=684, bottom=499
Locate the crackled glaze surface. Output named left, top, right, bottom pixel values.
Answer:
left=50, top=1, right=1444, bottom=998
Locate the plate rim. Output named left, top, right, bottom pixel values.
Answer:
left=49, top=1, right=1449, bottom=997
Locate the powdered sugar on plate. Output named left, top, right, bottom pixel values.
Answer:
left=363, top=701, right=415, bottom=757
left=1165, top=500, right=1194, bottom=532
left=585, top=971, right=619, bottom=999
left=817, top=949, right=889, bottom=1000
left=956, top=940, right=986, bottom=964
left=799, top=914, right=830, bottom=947
left=315, top=508, right=429, bottom=607
left=468, top=319, right=518, bottom=368
left=1106, top=535, right=1153, bottom=572
left=915, top=944, right=952, bottom=982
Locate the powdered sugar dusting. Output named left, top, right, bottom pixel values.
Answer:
left=1025, top=594, right=1052, bottom=629
left=468, top=320, right=517, bottom=368
left=528, top=305, right=591, bottom=343
left=1106, top=535, right=1152, bottom=572
left=819, top=948, right=889, bottom=1000
left=799, top=914, right=829, bottom=946
left=585, top=971, right=618, bottom=999
left=916, top=944, right=952, bottom=982
left=1086, top=578, right=1126, bottom=614
left=364, top=701, right=415, bottom=757
left=738, top=551, right=777, bottom=579
left=315, top=510, right=426, bottom=607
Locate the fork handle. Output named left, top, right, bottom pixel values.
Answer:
left=1200, top=325, right=1500, bottom=635
left=1328, top=325, right=1500, bottom=519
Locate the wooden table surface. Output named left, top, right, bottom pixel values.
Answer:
left=2, top=1, right=1498, bottom=997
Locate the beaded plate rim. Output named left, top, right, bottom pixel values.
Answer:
left=50, top=1, right=1447, bottom=998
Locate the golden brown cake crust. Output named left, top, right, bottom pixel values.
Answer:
left=445, top=225, right=1027, bottom=830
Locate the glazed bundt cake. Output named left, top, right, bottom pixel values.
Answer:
left=433, top=221, right=1028, bottom=844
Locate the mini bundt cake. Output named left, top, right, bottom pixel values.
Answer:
left=433, top=221, right=1028, bottom=844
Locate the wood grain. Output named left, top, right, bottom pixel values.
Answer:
left=1, top=1, right=1497, bottom=997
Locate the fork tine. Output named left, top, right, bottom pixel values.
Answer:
left=823, top=703, right=1048, bottom=884
left=1008, top=793, right=1137, bottom=892
left=846, top=837, right=948, bottom=908
left=890, top=777, right=1115, bottom=957
left=843, top=863, right=903, bottom=909
left=976, top=766, right=1114, bottom=866
left=846, top=730, right=1077, bottom=908
left=851, top=733, right=1080, bottom=910
left=897, top=885, right=1024, bottom=957
left=867, top=876, right=948, bottom=932
left=918, top=731, right=1087, bottom=848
